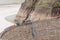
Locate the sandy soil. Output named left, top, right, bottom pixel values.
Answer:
left=1, top=19, right=60, bottom=40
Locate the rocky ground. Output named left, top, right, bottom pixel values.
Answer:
left=1, top=0, right=60, bottom=40
left=0, top=19, right=60, bottom=40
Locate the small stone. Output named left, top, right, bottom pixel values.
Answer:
left=16, top=22, right=20, bottom=26
left=24, top=20, right=32, bottom=24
